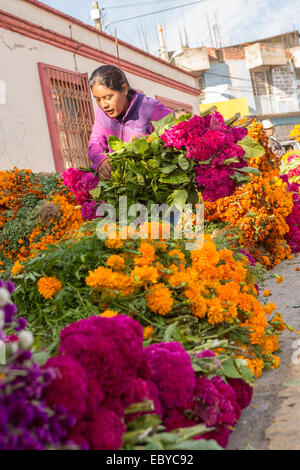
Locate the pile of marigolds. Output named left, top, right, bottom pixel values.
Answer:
left=12, top=220, right=286, bottom=380
left=0, top=168, right=82, bottom=271
left=205, top=119, right=294, bottom=268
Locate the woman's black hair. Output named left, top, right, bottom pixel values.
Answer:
left=89, top=65, right=135, bottom=101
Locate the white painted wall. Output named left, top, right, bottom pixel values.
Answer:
left=0, top=0, right=199, bottom=172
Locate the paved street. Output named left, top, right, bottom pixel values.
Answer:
left=227, top=254, right=300, bottom=450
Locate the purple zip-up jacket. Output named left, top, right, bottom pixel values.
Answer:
left=88, top=91, right=172, bottom=171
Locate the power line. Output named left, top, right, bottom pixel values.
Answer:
left=103, top=0, right=176, bottom=9
left=106, top=0, right=209, bottom=25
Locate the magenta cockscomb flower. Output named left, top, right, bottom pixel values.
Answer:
left=87, top=407, right=126, bottom=450
left=59, top=315, right=144, bottom=396
left=81, top=200, right=97, bottom=220
left=227, top=378, right=253, bottom=410
left=43, top=355, right=89, bottom=421
left=62, top=168, right=99, bottom=207
left=144, top=342, right=195, bottom=410
left=161, top=112, right=248, bottom=202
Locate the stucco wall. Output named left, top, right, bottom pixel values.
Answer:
left=203, top=61, right=256, bottom=114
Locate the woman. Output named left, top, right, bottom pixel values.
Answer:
left=88, top=65, right=173, bottom=180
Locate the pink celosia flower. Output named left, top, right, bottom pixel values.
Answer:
left=43, top=355, right=88, bottom=421
left=87, top=407, right=126, bottom=450
left=59, top=315, right=144, bottom=397
left=144, top=342, right=195, bottom=410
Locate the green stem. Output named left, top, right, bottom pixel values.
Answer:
left=200, top=324, right=240, bottom=340
left=113, top=303, right=161, bottom=328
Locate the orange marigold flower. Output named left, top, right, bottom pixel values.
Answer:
left=207, top=298, right=224, bottom=325
left=265, top=303, right=277, bottom=315
left=264, top=289, right=271, bottom=297
left=275, top=275, right=284, bottom=284
left=100, top=310, right=118, bottom=318
left=246, top=358, right=264, bottom=379
left=132, top=265, right=159, bottom=285
left=270, top=354, right=280, bottom=369
left=145, top=283, right=174, bottom=316
left=106, top=255, right=125, bottom=271
left=11, top=260, right=24, bottom=276
left=37, top=276, right=63, bottom=299
left=86, top=266, right=115, bottom=290
left=134, top=242, right=156, bottom=266
left=143, top=325, right=154, bottom=339
left=105, top=238, right=124, bottom=249
left=168, top=248, right=185, bottom=261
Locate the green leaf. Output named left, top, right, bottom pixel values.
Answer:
left=136, top=174, right=145, bottom=185
left=159, top=172, right=190, bottom=185
left=148, top=159, right=160, bottom=169
left=163, top=322, right=178, bottom=342
left=178, top=154, right=189, bottom=171
left=171, top=439, right=223, bottom=450
left=161, top=165, right=178, bottom=174
left=89, top=184, right=101, bottom=199
left=234, top=166, right=260, bottom=175
left=238, top=135, right=265, bottom=160
left=175, top=113, right=193, bottom=123
left=151, top=113, right=176, bottom=135
left=169, top=189, right=188, bottom=212
left=223, top=157, right=240, bottom=165
left=222, top=358, right=242, bottom=379
left=133, top=138, right=149, bottom=155
left=108, top=135, right=125, bottom=151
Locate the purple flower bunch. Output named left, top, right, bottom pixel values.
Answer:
left=161, top=112, right=248, bottom=202
left=42, top=315, right=163, bottom=450
left=0, top=280, right=75, bottom=450
left=153, top=347, right=253, bottom=449
left=62, top=168, right=100, bottom=220
left=41, top=317, right=253, bottom=450
left=280, top=175, right=300, bottom=252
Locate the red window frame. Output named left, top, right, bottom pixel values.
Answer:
left=38, top=62, right=95, bottom=173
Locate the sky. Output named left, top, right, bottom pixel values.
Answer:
left=40, top=0, right=300, bottom=56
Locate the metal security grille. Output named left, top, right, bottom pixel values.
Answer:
left=39, top=63, right=95, bottom=173
left=250, top=70, right=273, bottom=96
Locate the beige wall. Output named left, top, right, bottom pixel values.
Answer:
left=0, top=0, right=199, bottom=172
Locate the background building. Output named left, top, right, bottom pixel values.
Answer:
left=170, top=31, right=300, bottom=141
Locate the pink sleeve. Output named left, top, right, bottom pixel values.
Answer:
left=88, top=108, right=109, bottom=171
left=149, top=102, right=173, bottom=132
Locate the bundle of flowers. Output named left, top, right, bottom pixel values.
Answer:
left=12, top=222, right=286, bottom=378
left=160, top=112, right=255, bottom=202
left=40, top=314, right=253, bottom=449
left=0, top=168, right=83, bottom=269
left=280, top=152, right=300, bottom=186
left=61, top=167, right=101, bottom=221
left=65, top=112, right=264, bottom=224
left=205, top=120, right=294, bottom=268
left=279, top=176, right=300, bottom=252
left=289, top=124, right=300, bottom=142
left=0, top=280, right=76, bottom=450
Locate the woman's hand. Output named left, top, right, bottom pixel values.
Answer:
left=97, top=158, right=112, bottom=180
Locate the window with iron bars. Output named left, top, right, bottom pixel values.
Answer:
left=38, top=63, right=95, bottom=173
left=250, top=70, right=273, bottom=96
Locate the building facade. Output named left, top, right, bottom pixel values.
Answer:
left=0, top=0, right=200, bottom=173
left=171, top=31, right=300, bottom=141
